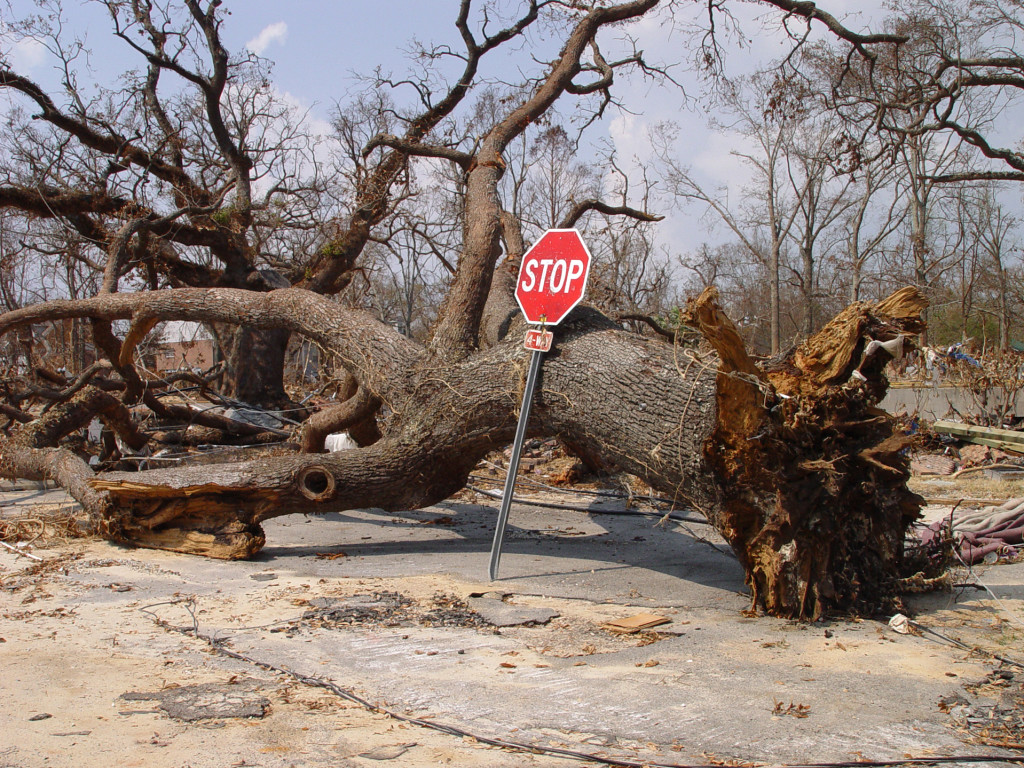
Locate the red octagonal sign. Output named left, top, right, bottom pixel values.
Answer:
left=515, top=229, right=592, bottom=326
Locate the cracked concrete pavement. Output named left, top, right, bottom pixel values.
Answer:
left=2, top=487, right=1023, bottom=767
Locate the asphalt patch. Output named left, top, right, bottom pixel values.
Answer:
left=121, top=678, right=270, bottom=721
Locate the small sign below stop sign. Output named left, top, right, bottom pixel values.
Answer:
left=514, top=229, right=593, bottom=325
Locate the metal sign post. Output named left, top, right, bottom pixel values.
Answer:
left=488, top=229, right=591, bottom=581
left=488, top=340, right=546, bottom=581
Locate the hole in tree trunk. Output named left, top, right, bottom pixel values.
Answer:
left=296, top=465, right=336, bottom=502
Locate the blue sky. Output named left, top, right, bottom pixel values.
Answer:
left=5, top=1, right=464, bottom=113
left=221, top=2, right=467, bottom=111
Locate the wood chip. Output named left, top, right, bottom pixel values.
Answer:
left=602, top=613, right=670, bottom=634
left=357, top=743, right=417, bottom=760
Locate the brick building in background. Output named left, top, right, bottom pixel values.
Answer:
left=152, top=321, right=216, bottom=374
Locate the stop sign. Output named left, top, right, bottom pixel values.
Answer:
left=514, top=229, right=592, bottom=325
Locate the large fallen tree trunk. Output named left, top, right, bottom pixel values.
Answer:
left=0, top=284, right=926, bottom=619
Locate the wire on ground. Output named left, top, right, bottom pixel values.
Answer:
left=465, top=483, right=708, bottom=525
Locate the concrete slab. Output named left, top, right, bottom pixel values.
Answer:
left=881, top=384, right=1024, bottom=420
left=466, top=595, right=559, bottom=626
left=2, top=489, right=1022, bottom=767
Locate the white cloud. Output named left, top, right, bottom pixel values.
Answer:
left=246, top=22, right=287, bottom=56
left=609, top=114, right=643, bottom=156
left=246, top=86, right=334, bottom=199
left=276, top=88, right=332, bottom=139
left=692, top=129, right=757, bottom=198
left=9, top=37, right=48, bottom=72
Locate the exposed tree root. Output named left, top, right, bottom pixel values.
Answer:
left=687, top=287, right=927, bottom=618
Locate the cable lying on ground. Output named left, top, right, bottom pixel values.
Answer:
left=464, top=483, right=708, bottom=524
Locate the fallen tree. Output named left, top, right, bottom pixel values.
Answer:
left=0, top=282, right=927, bottom=620
left=0, top=0, right=932, bottom=620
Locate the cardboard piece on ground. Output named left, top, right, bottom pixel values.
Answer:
left=602, top=613, right=670, bottom=634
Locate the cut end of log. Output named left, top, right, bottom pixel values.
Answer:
left=88, top=475, right=283, bottom=559
left=117, top=521, right=267, bottom=560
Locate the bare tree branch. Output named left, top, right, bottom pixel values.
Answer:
left=558, top=199, right=664, bottom=229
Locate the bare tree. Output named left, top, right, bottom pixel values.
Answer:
left=658, top=78, right=801, bottom=356
left=965, top=185, right=1018, bottom=351
left=880, top=0, right=1024, bottom=184
left=663, top=71, right=860, bottom=349
left=783, top=108, right=856, bottom=336
left=842, top=156, right=906, bottom=303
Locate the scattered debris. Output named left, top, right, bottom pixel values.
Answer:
left=958, top=445, right=1009, bottom=467
left=889, top=614, right=915, bottom=635
left=772, top=701, right=811, bottom=718
left=0, top=539, right=42, bottom=561
left=947, top=668, right=1024, bottom=748
left=910, top=455, right=957, bottom=476
left=302, top=592, right=413, bottom=629
left=984, top=466, right=1024, bottom=482
left=635, top=631, right=669, bottom=647
left=293, top=591, right=493, bottom=632
left=418, top=516, right=456, bottom=526
left=0, top=502, right=93, bottom=548
left=420, top=593, right=491, bottom=629
left=920, top=499, right=1024, bottom=564
left=933, top=420, right=1024, bottom=455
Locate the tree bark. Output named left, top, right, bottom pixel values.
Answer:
left=0, top=285, right=927, bottom=619
left=212, top=325, right=294, bottom=408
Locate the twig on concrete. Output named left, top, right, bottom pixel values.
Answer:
left=0, top=539, right=43, bottom=561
